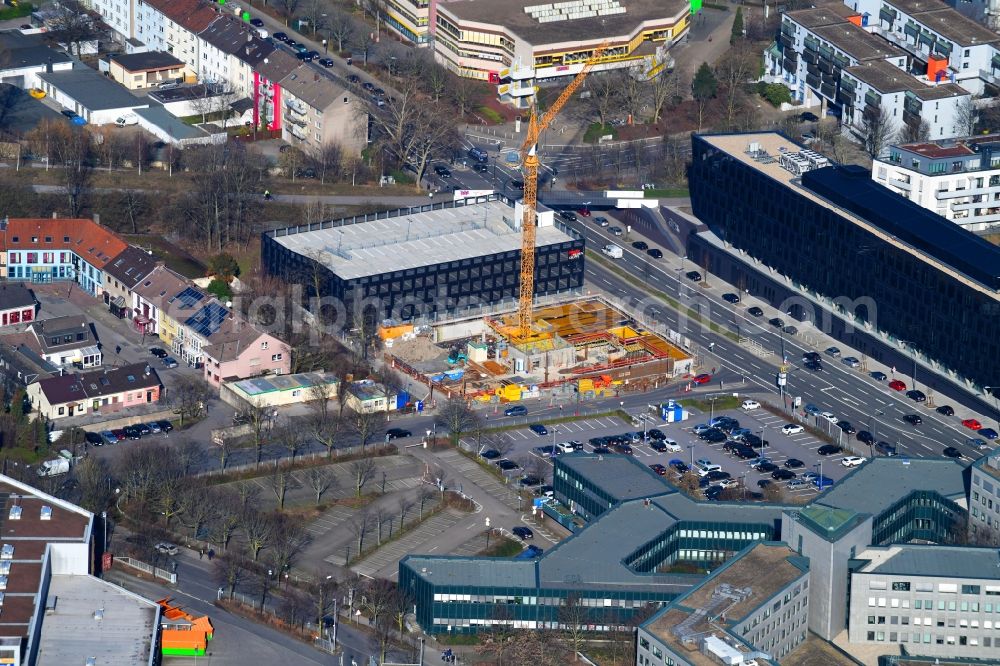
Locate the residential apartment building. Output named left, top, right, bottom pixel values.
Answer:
left=840, top=59, right=969, bottom=143
left=27, top=362, right=162, bottom=419
left=90, top=0, right=138, bottom=45
left=102, top=245, right=158, bottom=322
left=872, top=135, right=1000, bottom=231
left=25, top=315, right=102, bottom=368
left=431, top=0, right=691, bottom=108
left=969, top=451, right=1000, bottom=545
left=134, top=0, right=218, bottom=70
left=130, top=264, right=192, bottom=344
left=848, top=544, right=1000, bottom=659
left=0, top=284, right=36, bottom=327
left=278, top=65, right=366, bottom=153
left=2, top=218, right=128, bottom=296
left=636, top=543, right=809, bottom=666
left=197, top=13, right=274, bottom=98
left=199, top=320, right=290, bottom=387
left=252, top=49, right=299, bottom=134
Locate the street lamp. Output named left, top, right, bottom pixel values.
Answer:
left=899, top=340, right=918, bottom=391
left=984, top=387, right=1000, bottom=432
left=322, top=38, right=328, bottom=54
left=550, top=426, right=559, bottom=458
left=687, top=443, right=696, bottom=467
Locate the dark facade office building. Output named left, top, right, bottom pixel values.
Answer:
left=261, top=197, right=585, bottom=323
left=689, top=132, right=1000, bottom=390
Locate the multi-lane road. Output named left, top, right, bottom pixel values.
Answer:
left=566, top=213, right=992, bottom=462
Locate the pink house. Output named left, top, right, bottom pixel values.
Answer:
left=201, top=323, right=291, bottom=387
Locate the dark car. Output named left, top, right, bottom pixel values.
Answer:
left=784, top=458, right=804, bottom=468
left=156, top=420, right=174, bottom=433
left=273, top=31, right=288, bottom=41
left=783, top=325, right=798, bottom=335
left=632, top=241, right=648, bottom=250
left=649, top=464, right=667, bottom=476
left=612, top=443, right=633, bottom=455
left=722, top=293, right=741, bottom=304
left=756, top=462, right=778, bottom=473
left=875, top=441, right=897, bottom=456
left=904, top=414, right=923, bottom=425
left=649, top=440, right=668, bottom=453
left=670, top=461, right=690, bottom=474
left=560, top=210, right=578, bottom=222
left=747, top=306, right=764, bottom=317
left=319, top=58, right=335, bottom=67
left=149, top=347, right=168, bottom=358
left=434, top=165, right=452, bottom=178
left=286, top=39, right=299, bottom=48
left=768, top=317, right=785, bottom=328
left=701, top=429, right=727, bottom=443
left=735, top=446, right=759, bottom=460
left=385, top=428, right=412, bottom=440
left=685, top=271, right=702, bottom=282
left=518, top=475, right=542, bottom=487
left=704, top=485, right=724, bottom=501
left=473, top=162, right=488, bottom=173
left=799, top=111, right=820, bottom=122
left=528, top=424, right=548, bottom=436
left=136, top=423, right=152, bottom=436
left=250, top=17, right=264, bottom=26
left=906, top=390, right=927, bottom=403
left=647, top=428, right=666, bottom=440
left=936, top=405, right=955, bottom=416
left=512, top=526, right=534, bottom=540
left=757, top=479, right=773, bottom=489
left=857, top=430, right=875, bottom=445
left=943, top=447, right=963, bottom=459
left=817, top=444, right=842, bottom=456
left=347, top=74, right=361, bottom=84
left=771, top=468, right=796, bottom=480
left=504, top=405, right=527, bottom=417
left=84, top=431, right=104, bottom=447
left=123, top=425, right=142, bottom=440
left=804, top=360, right=823, bottom=372
left=481, top=449, right=500, bottom=459
left=803, top=351, right=821, bottom=362
left=111, top=429, right=127, bottom=441
left=837, top=420, right=856, bottom=435
left=647, top=248, right=663, bottom=259
left=496, top=459, right=520, bottom=471
left=592, top=445, right=612, bottom=454
left=870, top=371, right=887, bottom=381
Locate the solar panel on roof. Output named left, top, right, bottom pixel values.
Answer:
left=171, top=286, right=205, bottom=309
left=184, top=302, right=229, bottom=338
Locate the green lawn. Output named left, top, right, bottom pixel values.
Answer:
left=478, top=106, right=504, bottom=124
left=583, top=123, right=618, bottom=143
left=0, top=3, right=33, bottom=19
left=644, top=187, right=690, bottom=198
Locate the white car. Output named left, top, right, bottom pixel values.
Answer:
left=841, top=456, right=866, bottom=468
left=155, top=542, right=179, bottom=556
left=662, top=438, right=682, bottom=452
left=781, top=424, right=804, bottom=436
left=741, top=399, right=761, bottom=411
left=719, top=478, right=740, bottom=489
left=819, top=412, right=839, bottom=424
left=556, top=442, right=577, bottom=454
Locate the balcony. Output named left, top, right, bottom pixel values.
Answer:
left=801, top=50, right=817, bottom=65
left=887, top=177, right=912, bottom=190
left=820, top=82, right=836, bottom=99
left=836, top=89, right=855, bottom=106
left=779, top=33, right=794, bottom=50
left=285, top=99, right=307, bottom=115
left=806, top=73, right=821, bottom=88
left=783, top=58, right=798, bottom=74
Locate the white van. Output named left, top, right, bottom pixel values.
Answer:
left=602, top=244, right=623, bottom=259
left=115, top=114, right=138, bottom=127
left=255, top=27, right=268, bottom=38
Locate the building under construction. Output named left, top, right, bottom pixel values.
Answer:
left=385, top=296, right=693, bottom=401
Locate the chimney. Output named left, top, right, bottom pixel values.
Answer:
left=51, top=211, right=57, bottom=219
left=93, top=213, right=100, bottom=226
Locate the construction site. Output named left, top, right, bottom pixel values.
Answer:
left=384, top=296, right=693, bottom=402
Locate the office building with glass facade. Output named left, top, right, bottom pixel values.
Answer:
left=262, top=197, right=584, bottom=323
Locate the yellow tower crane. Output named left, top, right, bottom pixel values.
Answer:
left=516, top=43, right=608, bottom=338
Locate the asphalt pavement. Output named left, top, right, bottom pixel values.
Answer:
left=569, top=212, right=994, bottom=462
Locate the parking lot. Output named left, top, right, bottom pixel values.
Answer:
left=464, top=406, right=856, bottom=501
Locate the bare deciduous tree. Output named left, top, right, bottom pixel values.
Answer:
left=328, top=10, right=354, bottom=52
left=304, top=466, right=336, bottom=505
left=955, top=96, right=979, bottom=137
left=268, top=469, right=292, bottom=510
left=586, top=73, right=621, bottom=128
left=349, top=455, right=378, bottom=497
left=435, top=397, right=479, bottom=445
left=348, top=510, right=373, bottom=561
left=240, top=509, right=275, bottom=561
left=861, top=106, right=896, bottom=159
left=347, top=409, right=386, bottom=450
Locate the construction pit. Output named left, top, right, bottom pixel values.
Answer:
left=383, top=297, right=694, bottom=402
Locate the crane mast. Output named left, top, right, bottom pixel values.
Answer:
left=516, top=43, right=608, bottom=337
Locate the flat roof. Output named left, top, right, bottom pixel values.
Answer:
left=438, top=0, right=688, bottom=48
left=698, top=132, right=1000, bottom=295
left=785, top=634, right=862, bottom=666
left=785, top=4, right=859, bottom=29
left=893, top=140, right=977, bottom=159
left=887, top=2, right=1000, bottom=46
left=810, top=23, right=906, bottom=62
left=813, top=457, right=968, bottom=514
left=857, top=544, right=1000, bottom=580
left=401, top=555, right=538, bottom=588
left=555, top=452, right=674, bottom=502
left=844, top=59, right=927, bottom=93
left=0, top=30, right=73, bottom=69
left=37, top=68, right=147, bottom=112
left=107, top=50, right=185, bottom=71
left=231, top=371, right=338, bottom=397
left=642, top=543, right=805, bottom=666
left=35, top=574, right=158, bottom=665
left=972, top=452, right=1000, bottom=483
left=270, top=200, right=577, bottom=280
left=135, top=106, right=212, bottom=140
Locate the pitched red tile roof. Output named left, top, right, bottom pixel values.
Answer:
left=2, top=219, right=128, bottom=269
left=143, top=0, right=220, bottom=33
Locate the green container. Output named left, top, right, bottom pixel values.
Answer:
left=690, top=0, right=702, bottom=13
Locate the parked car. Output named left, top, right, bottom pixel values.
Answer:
left=771, top=469, right=796, bottom=480
left=781, top=424, right=804, bottom=435
left=528, top=424, right=548, bottom=436
left=787, top=479, right=810, bottom=489
left=824, top=347, right=841, bottom=358
left=149, top=347, right=167, bottom=358
left=841, top=356, right=860, bottom=368
left=784, top=458, right=804, bottom=468
left=518, top=475, right=542, bottom=487
left=647, top=248, right=663, bottom=259
left=888, top=379, right=907, bottom=392
left=99, top=430, right=117, bottom=446
left=273, top=31, right=288, bottom=41
left=84, top=431, right=104, bottom=447
left=480, top=449, right=500, bottom=460
left=817, top=444, right=842, bottom=456
left=906, top=390, right=926, bottom=402
left=936, top=405, right=955, bottom=416
left=156, top=420, right=174, bottom=433
left=722, top=293, right=741, bottom=304
left=155, top=542, right=179, bottom=555
left=512, top=526, right=534, bottom=540
left=768, top=317, right=784, bottom=328
left=111, top=429, right=127, bottom=441
left=122, top=425, right=142, bottom=440
left=649, top=464, right=667, bottom=476
left=962, top=418, right=983, bottom=430
left=496, top=459, right=520, bottom=471
left=385, top=428, right=412, bottom=440
left=685, top=271, right=702, bottom=282
left=870, top=371, right=887, bottom=381
left=747, top=306, right=764, bottom=317
left=250, top=17, right=264, bottom=26
left=609, top=226, right=624, bottom=236
left=841, top=456, right=865, bottom=467
left=632, top=241, right=648, bottom=251
left=162, top=356, right=178, bottom=368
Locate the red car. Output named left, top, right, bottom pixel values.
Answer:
left=648, top=464, right=667, bottom=476
left=692, top=373, right=712, bottom=385
left=963, top=418, right=983, bottom=431
left=577, top=208, right=591, bottom=217
left=888, top=380, right=906, bottom=392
